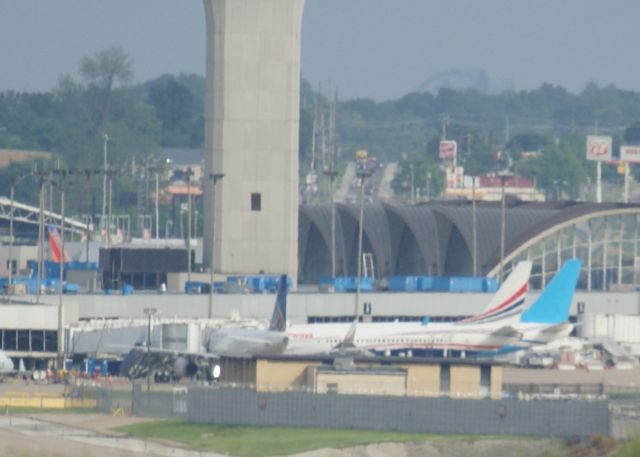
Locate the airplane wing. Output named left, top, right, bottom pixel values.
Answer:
left=491, top=325, right=522, bottom=339
left=541, top=322, right=574, bottom=335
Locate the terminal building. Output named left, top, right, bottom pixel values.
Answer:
left=299, top=200, right=640, bottom=291
left=1, top=197, right=640, bottom=369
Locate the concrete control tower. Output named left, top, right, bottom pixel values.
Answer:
left=202, top=0, right=305, bottom=282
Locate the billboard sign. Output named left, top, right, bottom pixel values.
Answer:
left=586, top=135, right=612, bottom=161
left=439, top=140, right=457, bottom=161
left=620, top=145, right=640, bottom=163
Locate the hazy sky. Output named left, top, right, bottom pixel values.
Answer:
left=1, top=0, right=639, bottom=100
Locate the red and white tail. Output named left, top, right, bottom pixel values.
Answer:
left=459, top=261, right=532, bottom=326
left=47, top=224, right=69, bottom=263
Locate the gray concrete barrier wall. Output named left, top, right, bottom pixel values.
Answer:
left=132, top=385, right=187, bottom=418
left=187, top=387, right=610, bottom=438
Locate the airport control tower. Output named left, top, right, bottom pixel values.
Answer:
left=202, top=0, right=305, bottom=282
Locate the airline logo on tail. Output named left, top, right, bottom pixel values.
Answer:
left=47, top=224, right=69, bottom=263
left=459, top=261, right=532, bottom=325
left=268, top=275, right=288, bottom=332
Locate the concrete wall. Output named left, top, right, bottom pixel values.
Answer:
left=187, top=387, right=611, bottom=437
left=202, top=0, right=305, bottom=282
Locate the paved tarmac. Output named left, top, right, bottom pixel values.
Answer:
left=0, top=413, right=225, bottom=457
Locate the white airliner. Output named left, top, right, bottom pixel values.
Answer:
left=285, top=261, right=533, bottom=357
left=0, top=351, right=14, bottom=374
left=285, top=259, right=582, bottom=358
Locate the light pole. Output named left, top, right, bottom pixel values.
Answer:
left=471, top=176, right=477, bottom=276
left=208, top=173, right=225, bottom=319
left=8, top=174, right=32, bottom=304
left=184, top=167, right=195, bottom=283
left=154, top=171, right=160, bottom=240
left=355, top=166, right=372, bottom=319
left=322, top=168, right=338, bottom=278
left=144, top=307, right=157, bottom=391
left=101, top=133, right=109, bottom=232
left=52, top=169, right=69, bottom=369
left=409, top=164, right=415, bottom=205
left=33, top=168, right=49, bottom=304
left=498, top=172, right=512, bottom=283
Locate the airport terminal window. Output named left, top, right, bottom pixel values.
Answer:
left=2, top=330, right=18, bottom=351
left=45, top=331, right=57, bottom=352
left=4, top=330, right=17, bottom=351
left=31, top=330, right=44, bottom=352
left=18, top=330, right=30, bottom=351
left=251, top=193, right=261, bottom=211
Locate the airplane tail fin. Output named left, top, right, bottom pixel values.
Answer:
left=268, top=275, right=288, bottom=331
left=47, top=224, right=69, bottom=263
left=521, top=259, right=581, bottom=324
left=459, top=261, right=532, bottom=325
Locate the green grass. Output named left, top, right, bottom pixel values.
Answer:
left=615, top=438, right=640, bottom=457
left=115, top=420, right=506, bottom=457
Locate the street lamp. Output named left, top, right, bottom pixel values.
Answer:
left=498, top=171, right=512, bottom=283
left=52, top=169, right=70, bottom=369
left=322, top=167, right=338, bottom=278
left=101, top=133, right=109, bottom=232
left=355, top=164, right=372, bottom=319
left=409, top=164, right=415, bottom=205
left=144, top=307, right=157, bottom=391
left=33, top=168, right=50, bottom=304
left=7, top=173, right=33, bottom=304
left=207, top=173, right=225, bottom=319
left=184, top=167, right=195, bottom=283
left=471, top=175, right=478, bottom=276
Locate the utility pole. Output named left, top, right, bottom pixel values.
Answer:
left=155, top=171, right=160, bottom=240
left=34, top=168, right=49, bottom=304
left=499, top=172, right=512, bottom=283
left=185, top=167, right=195, bottom=283
left=354, top=152, right=372, bottom=320
left=472, top=176, right=477, bottom=276
left=101, top=133, right=109, bottom=232
left=8, top=177, right=15, bottom=305
left=323, top=168, right=338, bottom=277
left=208, top=173, right=225, bottom=319
left=144, top=307, right=157, bottom=392
left=409, top=164, right=415, bottom=205
left=53, top=169, right=68, bottom=369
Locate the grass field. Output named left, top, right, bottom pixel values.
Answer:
left=115, top=420, right=507, bottom=457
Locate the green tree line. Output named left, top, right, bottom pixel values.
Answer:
left=2, top=47, right=640, bottom=214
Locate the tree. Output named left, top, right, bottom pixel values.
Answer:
left=79, top=46, right=134, bottom=133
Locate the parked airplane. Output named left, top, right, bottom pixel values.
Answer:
left=0, top=351, right=14, bottom=374
left=285, top=259, right=582, bottom=359
left=120, top=275, right=289, bottom=381
left=284, top=261, right=534, bottom=357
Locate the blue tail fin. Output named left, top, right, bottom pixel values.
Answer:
left=520, top=259, right=581, bottom=324
left=268, top=275, right=288, bottom=331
